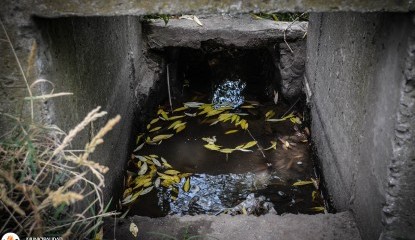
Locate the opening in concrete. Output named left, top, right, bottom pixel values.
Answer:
left=33, top=14, right=361, bottom=239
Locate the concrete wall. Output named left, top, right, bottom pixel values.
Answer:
left=33, top=16, right=164, bottom=204
left=306, top=12, right=415, bottom=240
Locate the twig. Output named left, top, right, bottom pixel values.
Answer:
left=0, top=19, right=34, bottom=120
left=247, top=129, right=266, bottom=158
left=166, top=64, right=173, bottom=113
left=281, top=97, right=300, bottom=118
left=283, top=12, right=307, bottom=54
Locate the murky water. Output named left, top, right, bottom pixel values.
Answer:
left=123, top=93, right=327, bottom=217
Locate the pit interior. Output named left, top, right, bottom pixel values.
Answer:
left=34, top=15, right=330, bottom=218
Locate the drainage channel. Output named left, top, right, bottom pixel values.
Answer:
left=120, top=45, right=330, bottom=217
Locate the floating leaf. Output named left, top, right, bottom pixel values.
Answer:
left=123, top=188, right=132, bottom=198
left=168, top=115, right=185, bottom=121
left=266, top=113, right=296, bottom=122
left=183, top=177, right=191, bottom=192
left=140, top=186, right=154, bottom=195
left=150, top=118, right=159, bottom=125
left=133, top=176, right=152, bottom=189
left=290, top=117, right=302, bottom=124
left=202, top=136, right=216, bottom=144
left=154, top=177, right=161, bottom=188
left=242, top=141, right=257, bottom=149
left=241, top=105, right=255, bottom=109
left=312, top=191, right=318, bottom=201
left=152, top=134, right=174, bottom=142
left=185, top=112, right=197, bottom=117
left=158, top=109, right=169, bottom=120
left=184, top=102, right=204, bottom=108
left=146, top=123, right=151, bottom=130
left=265, top=110, right=276, bottom=119
left=173, top=106, right=188, bottom=112
left=173, top=122, right=186, bottom=130
left=129, top=223, right=139, bottom=237
left=151, top=158, right=161, bottom=167
left=149, top=126, right=161, bottom=132
left=292, top=180, right=314, bottom=186
left=136, top=133, right=145, bottom=144
left=311, top=206, right=325, bottom=212
left=168, top=120, right=182, bottom=130
left=133, top=142, right=145, bottom=152
left=273, top=90, right=279, bottom=105
left=149, top=154, right=158, bottom=158
left=240, top=119, right=249, bottom=130
left=225, top=129, right=239, bottom=134
left=138, top=162, right=148, bottom=175
left=161, top=157, right=173, bottom=168
left=264, top=141, right=277, bottom=151
left=164, top=169, right=181, bottom=175
left=219, top=148, right=234, bottom=153
left=176, top=125, right=186, bottom=133
left=157, top=172, right=176, bottom=181
left=204, top=143, right=221, bottom=151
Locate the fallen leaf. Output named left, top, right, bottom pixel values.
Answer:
left=242, top=141, right=257, bottom=149
left=129, top=223, right=138, bottom=237
left=202, top=136, right=216, bottom=144
left=219, top=148, right=234, bottom=153
left=241, top=105, right=255, bottom=109
left=292, top=180, right=314, bottom=186
left=225, top=129, right=239, bottom=134
left=204, top=143, right=221, bottom=151
left=136, top=133, right=145, bottom=144
left=193, top=15, right=203, bottom=26
left=176, top=125, right=186, bottom=133
left=168, top=120, right=182, bottom=130
left=312, top=191, right=318, bottom=201
left=152, top=134, right=174, bottom=142
left=150, top=118, right=159, bottom=125
left=164, top=169, right=181, bottom=175
left=133, top=142, right=145, bottom=152
left=149, top=126, right=161, bottom=132
left=154, top=177, right=161, bottom=188
left=173, top=106, right=188, bottom=112
left=242, top=207, right=247, bottom=215
left=183, top=177, right=191, bottom=192
left=168, top=115, right=185, bottom=121
left=151, top=158, right=161, bottom=167
left=138, top=162, right=148, bottom=175
left=273, top=90, right=279, bottom=105
left=264, top=141, right=277, bottom=150
left=184, top=102, right=204, bottom=108
left=311, top=206, right=325, bottom=212
left=140, top=186, right=154, bottom=195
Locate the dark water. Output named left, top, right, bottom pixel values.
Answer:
left=123, top=96, right=327, bottom=217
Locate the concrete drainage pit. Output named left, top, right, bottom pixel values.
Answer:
left=34, top=14, right=330, bottom=218
left=121, top=16, right=331, bottom=217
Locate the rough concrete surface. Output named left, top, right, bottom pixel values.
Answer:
left=144, top=15, right=307, bottom=49
left=381, top=14, right=415, bottom=240
left=33, top=16, right=164, bottom=206
left=306, top=12, right=415, bottom=240
left=104, top=212, right=361, bottom=240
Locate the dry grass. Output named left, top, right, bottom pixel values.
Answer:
left=0, top=20, right=119, bottom=238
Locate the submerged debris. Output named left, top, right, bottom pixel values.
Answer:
left=224, top=193, right=277, bottom=216
left=212, top=79, right=246, bottom=109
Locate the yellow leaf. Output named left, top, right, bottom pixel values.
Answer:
left=264, top=141, right=277, bottom=151
left=218, top=113, right=233, bottom=122
left=150, top=118, right=159, bottom=125
left=171, top=195, right=177, bottom=201
left=168, top=120, right=182, bottom=130
left=311, top=206, right=325, bottom=212
left=157, top=172, right=176, bottom=181
left=136, top=133, right=145, bottom=144
left=202, top=136, right=216, bottom=144
left=239, top=119, right=249, bottom=130
left=173, top=106, right=188, bottom=112
left=129, top=223, right=139, bottom=237
left=149, top=126, right=161, bottom=132
left=161, top=157, right=173, bottom=168
left=123, top=188, right=132, bottom=198
left=154, top=177, right=161, bottom=187
left=241, top=105, right=255, bottom=109
left=137, top=162, right=148, bottom=175
left=133, top=177, right=152, bottom=189
left=173, top=122, right=186, bottom=130
left=140, top=186, right=154, bottom=195
left=225, top=129, right=238, bottom=134
left=312, top=191, right=318, bottom=201
left=183, top=177, right=191, bottom=192
left=204, top=144, right=221, bottom=151
left=158, top=109, right=169, bottom=120
left=292, top=180, right=314, bottom=186
left=168, top=115, right=185, bottom=121
left=176, top=125, right=186, bottom=133
left=242, top=207, right=247, bottom=215
left=219, top=148, right=234, bottom=153
left=149, top=154, right=158, bottom=158
left=265, top=110, right=275, bottom=119
left=152, top=134, right=174, bottom=142
left=178, top=173, right=192, bottom=178
left=206, top=109, right=226, bottom=117
left=242, top=141, right=257, bottom=149
left=146, top=123, right=151, bottom=130
left=290, top=117, right=302, bottom=124
left=164, top=169, right=181, bottom=175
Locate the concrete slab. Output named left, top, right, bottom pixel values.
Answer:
left=144, top=15, right=307, bottom=49
left=104, top=212, right=361, bottom=240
